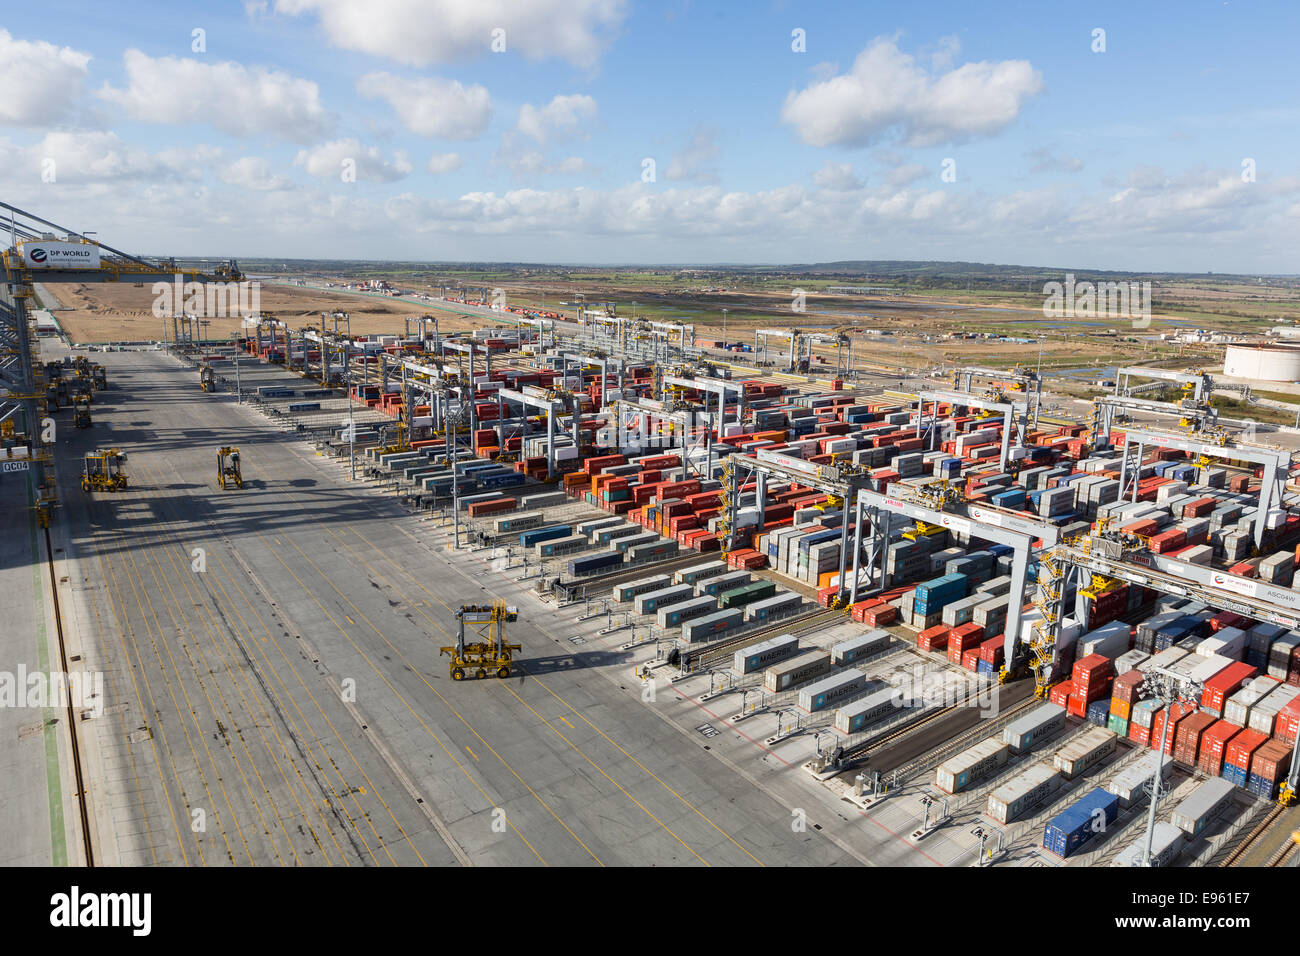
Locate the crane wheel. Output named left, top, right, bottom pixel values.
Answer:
left=475, top=668, right=487, bottom=680
left=451, top=668, right=465, bottom=681
left=496, top=667, right=510, bottom=679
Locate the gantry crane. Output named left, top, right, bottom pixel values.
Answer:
left=440, top=604, right=520, bottom=680
left=216, top=446, right=243, bottom=489
left=81, top=449, right=128, bottom=493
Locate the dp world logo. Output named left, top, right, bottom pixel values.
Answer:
left=29, top=248, right=47, bottom=263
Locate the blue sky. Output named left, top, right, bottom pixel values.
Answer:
left=1, top=0, right=1298, bottom=272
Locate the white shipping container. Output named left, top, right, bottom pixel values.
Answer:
left=1106, top=752, right=1173, bottom=808
left=1052, top=727, right=1116, bottom=779
left=1171, top=778, right=1235, bottom=836
left=986, top=763, right=1062, bottom=824
left=935, top=739, right=1010, bottom=794
left=1111, top=822, right=1185, bottom=867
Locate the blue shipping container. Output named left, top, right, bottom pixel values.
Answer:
left=1043, top=788, right=1120, bottom=858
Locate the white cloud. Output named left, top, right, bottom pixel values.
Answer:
left=357, top=72, right=491, bottom=140
left=887, top=163, right=928, bottom=187
left=1027, top=148, right=1084, bottom=175
left=665, top=129, right=719, bottom=184
left=10, top=131, right=215, bottom=184
left=293, top=139, right=412, bottom=182
left=221, top=156, right=293, bottom=191
left=427, top=152, right=463, bottom=174
left=517, top=94, right=597, bottom=145
left=0, top=29, right=91, bottom=126
left=276, top=0, right=628, bottom=68
left=781, top=37, right=1042, bottom=148
left=97, top=50, right=332, bottom=141
left=505, top=152, right=590, bottom=176
left=812, top=161, right=863, bottom=191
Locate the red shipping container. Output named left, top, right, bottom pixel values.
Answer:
left=1128, top=722, right=1152, bottom=747
left=1072, top=653, right=1112, bottom=686
left=1066, top=693, right=1088, bottom=718
left=1277, top=694, right=1300, bottom=744
left=978, top=635, right=1005, bottom=665
left=1197, top=720, right=1242, bottom=777
left=917, top=625, right=949, bottom=652
left=1249, top=740, right=1294, bottom=785
left=1172, top=711, right=1217, bottom=765
left=1200, top=661, right=1258, bottom=714
left=862, top=605, right=897, bottom=627
left=1049, top=681, right=1073, bottom=708
left=961, top=648, right=981, bottom=672
left=1150, top=702, right=1196, bottom=754
left=1111, top=670, right=1144, bottom=704
left=1224, top=728, right=1269, bottom=773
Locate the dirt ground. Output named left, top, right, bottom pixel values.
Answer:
left=37, top=281, right=483, bottom=343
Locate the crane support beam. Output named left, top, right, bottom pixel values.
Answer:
left=916, top=388, right=1026, bottom=473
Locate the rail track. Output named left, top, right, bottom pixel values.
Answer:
left=1218, top=802, right=1300, bottom=867
left=42, top=524, right=94, bottom=866
left=682, top=606, right=845, bottom=672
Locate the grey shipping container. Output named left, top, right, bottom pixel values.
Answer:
left=733, top=634, right=800, bottom=675
left=764, top=650, right=832, bottom=692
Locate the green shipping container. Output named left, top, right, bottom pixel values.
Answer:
left=719, top=580, right=777, bottom=609
left=1106, top=713, right=1129, bottom=738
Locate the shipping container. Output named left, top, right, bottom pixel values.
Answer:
left=719, top=580, right=778, bottom=610
left=680, top=607, right=745, bottom=643
left=798, top=669, right=868, bottom=713
left=673, top=562, right=730, bottom=586
left=567, top=551, right=623, bottom=576
left=936, top=739, right=1011, bottom=794
left=763, top=650, right=832, bottom=692
left=493, top=511, right=545, bottom=534
left=1053, top=726, right=1117, bottom=779
left=834, top=686, right=911, bottom=734
left=536, top=534, right=588, bottom=557
left=986, top=763, right=1062, bottom=824
left=830, top=630, right=892, bottom=666
left=1111, top=822, right=1185, bottom=867
left=1002, top=703, right=1068, bottom=754
left=1171, top=778, right=1235, bottom=836
left=744, top=592, right=804, bottom=622
left=633, top=584, right=696, bottom=616
left=658, top=595, right=718, bottom=628
left=1043, top=788, right=1119, bottom=858
left=1106, top=752, right=1173, bottom=808
left=519, top=524, right=572, bottom=548
left=733, top=633, right=800, bottom=675
left=613, top=574, right=672, bottom=604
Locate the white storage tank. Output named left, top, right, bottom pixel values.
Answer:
left=1223, top=344, right=1300, bottom=382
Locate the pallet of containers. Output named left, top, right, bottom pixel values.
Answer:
left=798, top=669, right=868, bottom=713
left=935, top=739, right=1011, bottom=794
left=1107, top=756, right=1172, bottom=813
left=986, top=763, right=1062, bottom=824
left=764, top=651, right=832, bottom=692
left=658, top=596, right=718, bottom=629
left=733, top=634, right=800, bottom=675
left=831, top=630, right=892, bottom=667
left=1042, top=788, right=1119, bottom=858
left=834, top=686, right=912, bottom=735
left=1002, top=703, right=1067, bottom=754
left=681, top=607, right=744, bottom=643
left=744, top=592, right=803, bottom=623
left=1052, top=726, right=1116, bottom=779
left=1110, top=822, right=1185, bottom=867
left=1171, top=778, right=1235, bottom=836
left=634, top=585, right=695, bottom=616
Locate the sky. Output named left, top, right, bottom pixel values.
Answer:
left=1, top=0, right=1298, bottom=272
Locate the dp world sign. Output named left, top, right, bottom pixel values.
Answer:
left=20, top=241, right=101, bottom=270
